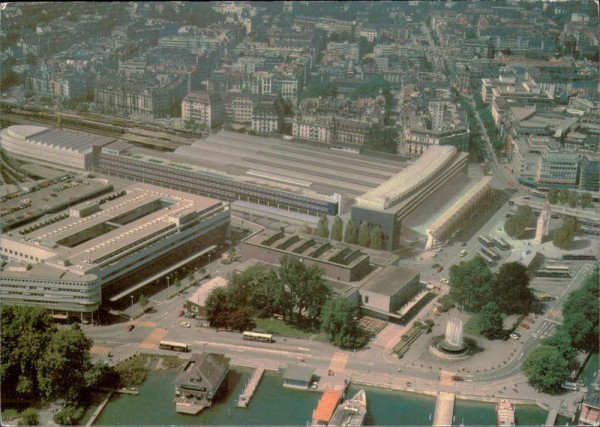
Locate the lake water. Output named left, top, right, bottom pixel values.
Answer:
left=93, top=368, right=550, bottom=426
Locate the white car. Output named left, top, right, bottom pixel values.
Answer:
left=180, top=321, right=191, bottom=328
left=440, top=278, right=449, bottom=284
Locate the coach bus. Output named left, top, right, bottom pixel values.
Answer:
left=477, top=252, right=496, bottom=267
left=158, top=340, right=190, bottom=352
left=490, top=236, right=510, bottom=250
left=478, top=235, right=494, bottom=248
left=243, top=331, right=274, bottom=343
left=535, top=265, right=570, bottom=278
left=481, top=246, right=501, bottom=261
left=562, top=254, right=597, bottom=261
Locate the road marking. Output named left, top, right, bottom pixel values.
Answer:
left=297, top=347, right=310, bottom=351
left=518, top=352, right=524, bottom=360
left=91, top=345, right=111, bottom=355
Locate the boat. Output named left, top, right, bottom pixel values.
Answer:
left=328, top=389, right=367, bottom=427
left=496, top=399, right=515, bottom=426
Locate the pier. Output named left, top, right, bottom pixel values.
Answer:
left=545, top=407, right=558, bottom=426
left=433, top=392, right=455, bottom=427
left=86, top=391, right=113, bottom=426
left=237, top=365, right=265, bottom=408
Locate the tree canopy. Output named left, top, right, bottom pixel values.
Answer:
left=1, top=306, right=104, bottom=418
left=330, top=216, right=344, bottom=241
left=477, top=302, right=504, bottom=339
left=553, top=216, right=580, bottom=249
left=320, top=298, right=367, bottom=349
left=523, top=345, right=571, bottom=391
left=492, top=262, right=535, bottom=314
left=358, top=221, right=371, bottom=247
left=449, top=256, right=493, bottom=311
left=343, top=218, right=357, bottom=244
left=317, top=215, right=329, bottom=238
left=504, top=205, right=534, bottom=238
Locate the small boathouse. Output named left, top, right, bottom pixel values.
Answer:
left=174, top=352, right=230, bottom=414
left=282, top=366, right=314, bottom=390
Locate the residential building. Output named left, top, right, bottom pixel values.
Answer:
left=182, top=91, right=226, bottom=128
left=251, top=101, right=283, bottom=134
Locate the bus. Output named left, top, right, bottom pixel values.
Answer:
left=158, top=340, right=189, bottom=352
left=478, top=235, right=494, bottom=247
left=535, top=265, right=570, bottom=278
left=481, top=246, right=501, bottom=261
left=490, top=236, right=510, bottom=250
left=477, top=252, right=496, bottom=266
left=562, top=254, right=597, bottom=261
left=243, top=331, right=274, bottom=343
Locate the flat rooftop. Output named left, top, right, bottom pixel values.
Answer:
left=4, top=125, right=115, bottom=152
left=114, top=130, right=406, bottom=197
left=3, top=182, right=225, bottom=274
left=360, top=265, right=420, bottom=296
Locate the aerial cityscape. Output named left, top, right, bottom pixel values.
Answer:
left=0, top=1, right=599, bottom=426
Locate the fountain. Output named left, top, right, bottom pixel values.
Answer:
left=429, top=317, right=472, bottom=360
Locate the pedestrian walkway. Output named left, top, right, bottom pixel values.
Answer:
left=545, top=407, right=558, bottom=426
left=138, top=328, right=167, bottom=349
left=329, top=351, right=349, bottom=372
left=433, top=392, right=455, bottom=427
left=90, top=345, right=111, bottom=355
left=236, top=365, right=265, bottom=408
left=133, top=320, right=158, bottom=328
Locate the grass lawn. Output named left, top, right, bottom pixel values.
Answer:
left=463, top=313, right=483, bottom=336
left=255, top=318, right=327, bottom=341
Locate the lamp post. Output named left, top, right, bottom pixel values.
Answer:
left=130, top=295, right=134, bottom=308
left=166, top=276, right=170, bottom=290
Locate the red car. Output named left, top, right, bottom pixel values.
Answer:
left=520, top=323, right=529, bottom=329
left=178, top=309, right=185, bottom=317
left=126, top=324, right=135, bottom=332
left=435, top=266, right=444, bottom=273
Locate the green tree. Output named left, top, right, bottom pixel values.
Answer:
left=53, top=406, right=84, bottom=426
left=561, top=271, right=598, bottom=351
left=317, top=215, right=329, bottom=238
left=370, top=224, right=383, bottom=250
left=567, top=190, right=580, bottom=208
left=523, top=345, right=571, bottom=391
left=358, top=221, right=370, bottom=247
left=277, top=256, right=331, bottom=327
left=542, top=330, right=576, bottom=362
left=504, top=205, right=534, bottom=238
left=558, top=188, right=570, bottom=205
left=553, top=216, right=580, bottom=249
left=492, top=262, right=535, bottom=314
left=477, top=302, right=504, bottom=339
left=0, top=306, right=56, bottom=398
left=449, top=256, right=493, bottom=311
left=547, top=189, right=559, bottom=204
left=580, top=192, right=592, bottom=208
left=37, top=324, right=93, bottom=402
left=18, top=408, right=39, bottom=426
left=330, top=216, right=344, bottom=241
left=320, top=297, right=367, bottom=349
left=343, top=218, right=357, bottom=244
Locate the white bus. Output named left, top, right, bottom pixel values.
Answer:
left=243, top=331, right=274, bottom=343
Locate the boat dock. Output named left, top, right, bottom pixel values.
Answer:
left=236, top=365, right=265, bottom=408
left=433, top=392, right=455, bottom=427
left=545, top=407, right=558, bottom=426
left=85, top=391, right=113, bottom=426
left=312, top=389, right=343, bottom=425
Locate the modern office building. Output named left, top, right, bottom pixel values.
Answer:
left=0, top=180, right=230, bottom=322
left=580, top=156, right=600, bottom=192
left=351, top=146, right=469, bottom=250
left=536, top=152, right=579, bottom=187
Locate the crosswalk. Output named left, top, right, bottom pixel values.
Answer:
left=132, top=320, right=158, bottom=328
left=329, top=351, right=349, bottom=372
left=90, top=345, right=111, bottom=355
left=138, top=327, right=168, bottom=349
left=546, top=308, right=563, bottom=322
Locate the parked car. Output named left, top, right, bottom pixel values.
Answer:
left=435, top=266, right=444, bottom=273
left=180, top=321, right=191, bottom=328
left=509, top=332, right=521, bottom=340
left=461, top=242, right=467, bottom=247
left=520, top=323, right=529, bottom=329
left=440, top=278, right=449, bottom=284
left=126, top=324, right=135, bottom=332
left=431, top=263, right=441, bottom=268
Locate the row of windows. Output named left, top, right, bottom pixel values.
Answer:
left=1, top=247, right=41, bottom=262
left=98, top=155, right=333, bottom=213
